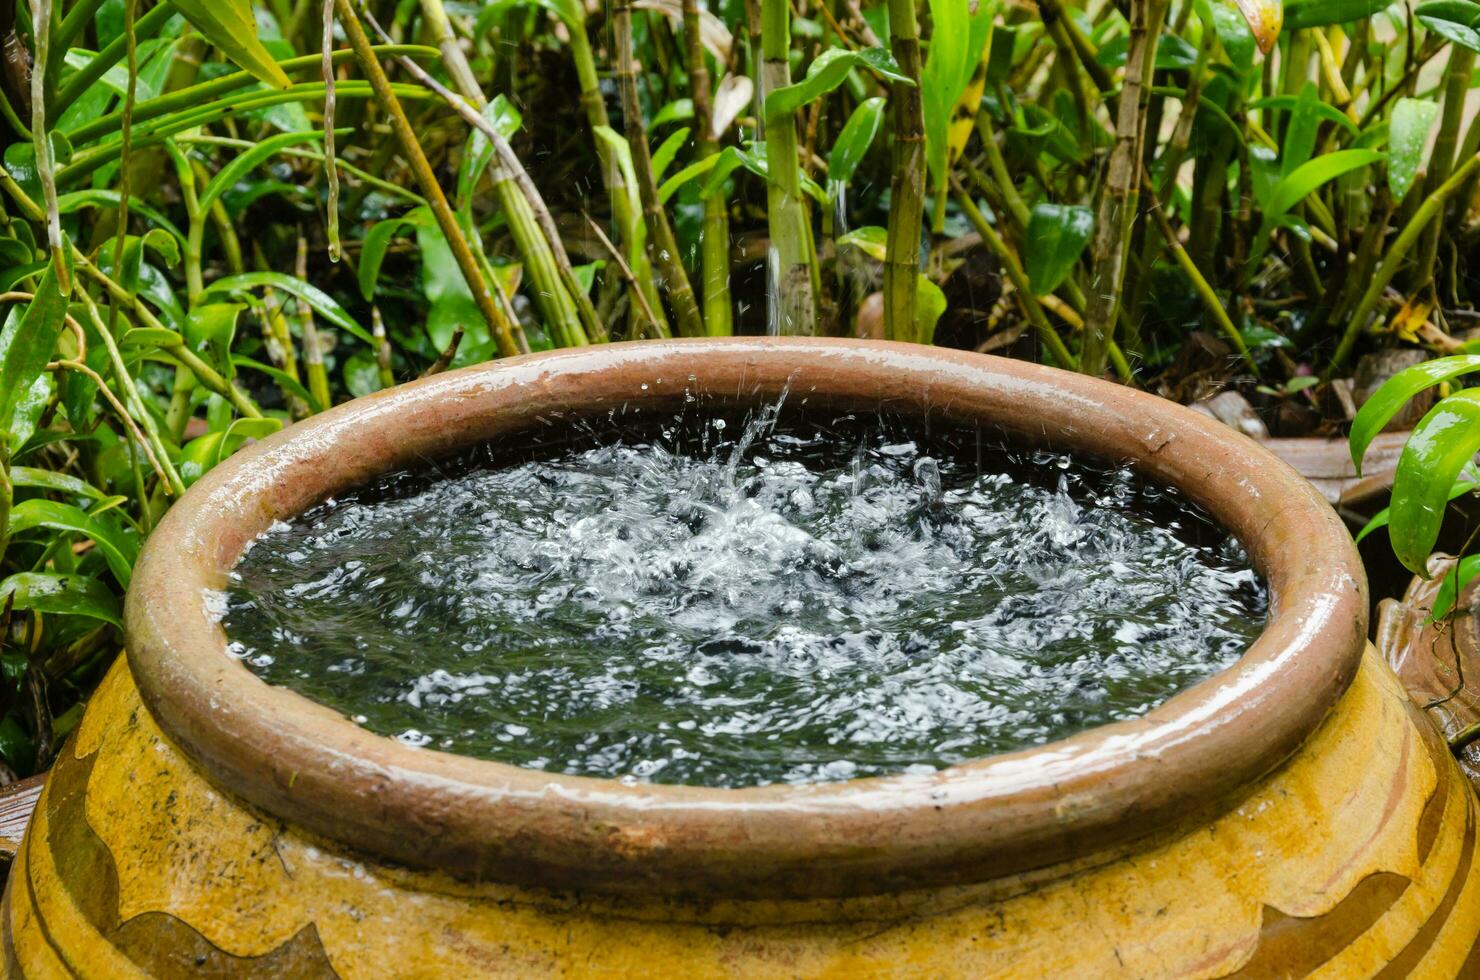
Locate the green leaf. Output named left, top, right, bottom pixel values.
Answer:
left=344, top=349, right=383, bottom=398
left=232, top=355, right=325, bottom=413
left=1417, top=0, right=1480, bottom=50
left=6, top=499, right=136, bottom=587
left=0, top=264, right=67, bottom=440
left=197, top=130, right=325, bottom=214
left=659, top=155, right=722, bottom=204
left=1432, top=554, right=1480, bottom=620
left=1248, top=96, right=1360, bottom=135
left=7, top=374, right=52, bottom=457
left=202, top=272, right=373, bottom=345
left=1206, top=0, right=1256, bottom=73
left=8, top=467, right=107, bottom=500
left=1024, top=204, right=1093, bottom=296
left=1350, top=355, right=1480, bottom=472
left=922, top=0, right=972, bottom=198
left=1390, top=389, right=1480, bottom=574
left=1282, top=82, right=1322, bottom=176
left=120, top=327, right=185, bottom=348
left=56, top=189, right=187, bottom=246
left=916, top=276, right=948, bottom=346
left=765, top=48, right=911, bottom=121
left=650, top=99, right=694, bottom=130
left=837, top=226, right=888, bottom=261
left=1356, top=473, right=1479, bottom=542
left=828, top=97, right=887, bottom=184
left=183, top=303, right=245, bottom=377
left=1286, top=0, right=1392, bottom=28
left=652, top=127, right=691, bottom=184
left=358, top=215, right=422, bottom=302
left=1389, top=98, right=1440, bottom=200
left=1250, top=149, right=1383, bottom=269
left=166, top=0, right=293, bottom=88
left=179, top=418, right=283, bottom=486
left=457, top=96, right=523, bottom=210
left=0, top=572, right=122, bottom=628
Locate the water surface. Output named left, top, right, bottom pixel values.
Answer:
left=223, top=405, right=1267, bottom=787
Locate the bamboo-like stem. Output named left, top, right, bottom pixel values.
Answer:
left=1329, top=153, right=1480, bottom=375
left=760, top=0, right=820, bottom=335
left=1412, top=45, right=1475, bottom=297
left=1141, top=176, right=1256, bottom=374
left=372, top=305, right=395, bottom=388
left=584, top=212, right=664, bottom=338
left=683, top=0, right=733, bottom=336
left=67, top=46, right=439, bottom=145
left=50, top=2, right=178, bottom=115
left=323, top=0, right=343, bottom=262
left=614, top=0, right=707, bottom=337
left=334, top=0, right=519, bottom=357
left=263, top=287, right=311, bottom=417
left=418, top=0, right=483, bottom=99
left=30, top=0, right=67, bottom=294
left=566, top=13, right=661, bottom=332
left=106, top=0, right=139, bottom=348
left=73, top=254, right=264, bottom=419
left=71, top=288, right=187, bottom=497
left=951, top=179, right=1075, bottom=369
left=296, top=236, right=332, bottom=409
left=1080, top=0, right=1166, bottom=377
left=370, top=4, right=601, bottom=344
left=883, top=0, right=924, bottom=342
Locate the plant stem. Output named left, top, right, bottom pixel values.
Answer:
left=883, top=0, right=924, bottom=342
left=683, top=0, right=733, bottom=336
left=1412, top=44, right=1475, bottom=297
left=335, top=0, right=518, bottom=357
left=566, top=10, right=661, bottom=333
left=614, top=0, right=707, bottom=338
left=296, top=235, right=332, bottom=408
left=1330, top=152, right=1480, bottom=375
left=49, top=0, right=175, bottom=116
left=952, top=179, right=1075, bottom=369
left=1142, top=176, right=1256, bottom=374
left=1081, top=0, right=1166, bottom=377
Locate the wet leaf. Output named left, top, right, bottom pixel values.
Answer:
left=166, top=0, right=293, bottom=88
left=1432, top=554, right=1480, bottom=620
left=1417, top=0, right=1480, bottom=50
left=765, top=49, right=910, bottom=121
left=1285, top=0, right=1392, bottom=28
left=1357, top=471, right=1479, bottom=542
left=344, top=349, right=383, bottom=399
left=0, top=264, right=67, bottom=442
left=179, top=418, right=283, bottom=487
left=1389, top=97, right=1440, bottom=200
left=358, top=213, right=424, bottom=302
left=0, top=572, right=122, bottom=628
left=828, top=97, right=887, bottom=185
left=203, top=272, right=373, bottom=345
left=1231, top=0, right=1283, bottom=52
left=837, top=226, right=888, bottom=261
left=652, top=127, right=691, bottom=183
left=1024, top=204, right=1093, bottom=296
left=184, top=303, right=246, bottom=377
left=197, top=130, right=326, bottom=214
left=1391, top=389, right=1480, bottom=573
left=916, top=276, right=948, bottom=346
left=1351, top=355, right=1480, bottom=472
left=8, top=467, right=107, bottom=501
left=6, top=500, right=136, bottom=587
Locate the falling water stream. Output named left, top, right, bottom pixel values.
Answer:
left=222, top=402, right=1267, bottom=787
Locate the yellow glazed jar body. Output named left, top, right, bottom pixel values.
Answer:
left=5, top=648, right=1478, bottom=979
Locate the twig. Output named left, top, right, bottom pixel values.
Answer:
left=422, top=325, right=464, bottom=377
left=584, top=212, right=662, bottom=338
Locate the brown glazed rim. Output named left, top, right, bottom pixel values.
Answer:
left=124, top=338, right=1367, bottom=899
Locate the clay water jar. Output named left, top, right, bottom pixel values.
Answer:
left=6, top=339, right=1479, bottom=977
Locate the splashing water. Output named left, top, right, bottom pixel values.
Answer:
left=223, top=407, right=1267, bottom=788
